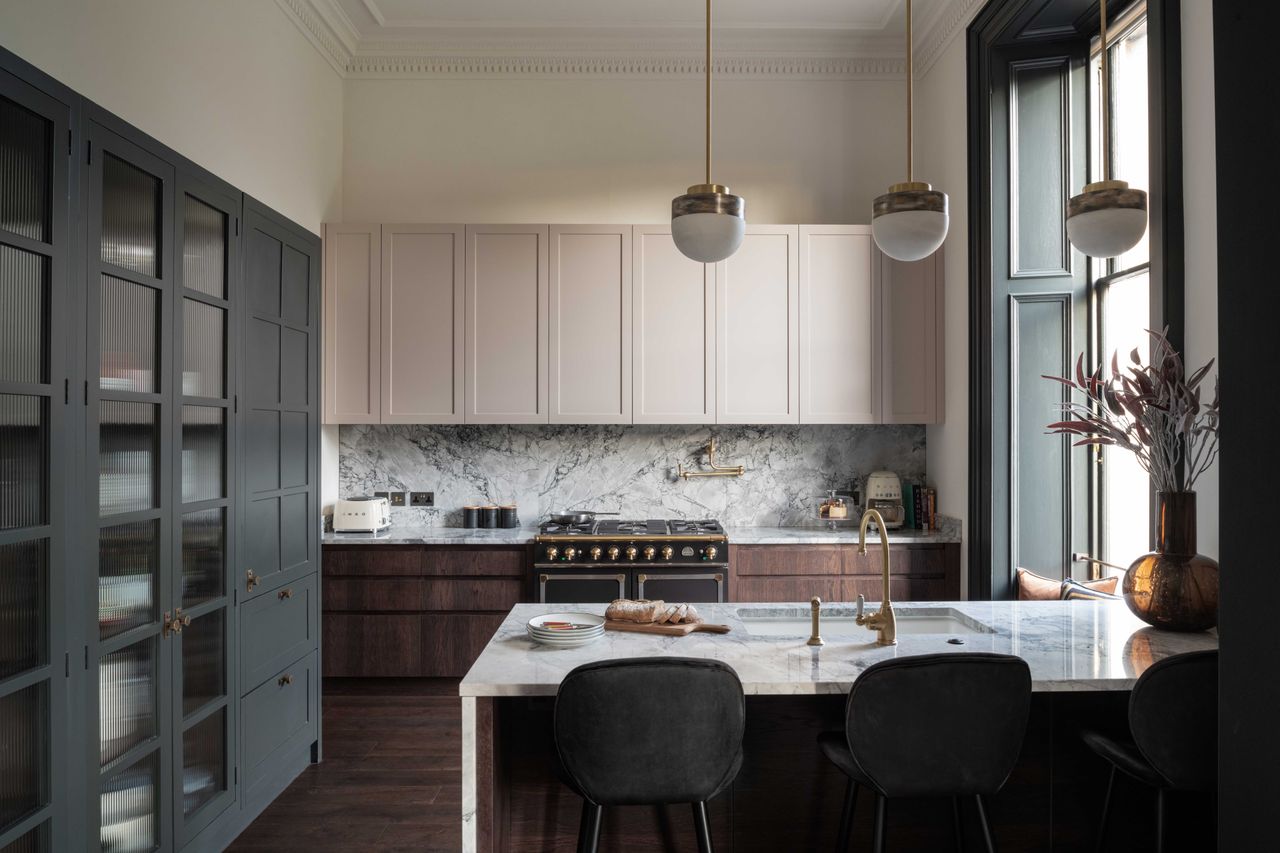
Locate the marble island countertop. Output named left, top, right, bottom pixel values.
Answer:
left=459, top=600, right=1217, bottom=697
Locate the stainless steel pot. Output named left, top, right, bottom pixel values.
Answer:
left=546, top=510, right=619, bottom=526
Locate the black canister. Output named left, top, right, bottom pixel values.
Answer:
left=462, top=506, right=480, bottom=529
left=481, top=505, right=499, bottom=529
left=499, top=505, right=519, bottom=529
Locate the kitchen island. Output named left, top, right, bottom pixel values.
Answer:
left=460, top=600, right=1216, bottom=852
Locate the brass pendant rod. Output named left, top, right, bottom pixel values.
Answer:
left=906, top=0, right=913, bottom=183
left=1099, top=0, right=1111, bottom=182
left=705, top=0, right=712, bottom=185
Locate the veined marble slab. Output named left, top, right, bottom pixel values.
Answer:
left=459, top=600, right=1217, bottom=697
left=322, top=526, right=537, bottom=546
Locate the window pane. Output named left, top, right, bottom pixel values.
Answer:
left=182, top=708, right=226, bottom=818
left=182, top=609, right=224, bottom=716
left=99, top=275, right=158, bottom=393
left=99, top=638, right=157, bottom=767
left=0, top=394, right=47, bottom=530
left=0, top=820, right=50, bottom=853
left=0, top=539, right=48, bottom=680
left=182, top=508, right=224, bottom=607
left=181, top=406, right=224, bottom=503
left=182, top=299, right=224, bottom=398
left=182, top=196, right=226, bottom=299
left=0, top=243, right=48, bottom=384
left=0, top=682, right=49, bottom=831
left=99, top=401, right=158, bottom=516
left=0, top=94, right=51, bottom=243
left=98, top=521, right=158, bottom=640
left=101, top=154, right=159, bottom=278
left=100, top=750, right=158, bottom=853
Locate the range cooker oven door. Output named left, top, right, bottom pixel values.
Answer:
left=538, top=570, right=627, bottom=604
left=635, top=569, right=725, bottom=603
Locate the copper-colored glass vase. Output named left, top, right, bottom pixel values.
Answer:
left=1123, top=492, right=1219, bottom=631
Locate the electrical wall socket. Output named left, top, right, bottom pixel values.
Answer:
left=388, top=492, right=406, bottom=507
left=410, top=491, right=435, bottom=507
left=373, top=491, right=390, bottom=500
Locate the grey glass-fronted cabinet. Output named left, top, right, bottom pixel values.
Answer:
left=1, top=47, right=321, bottom=853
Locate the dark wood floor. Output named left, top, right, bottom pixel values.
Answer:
left=228, top=678, right=463, bottom=852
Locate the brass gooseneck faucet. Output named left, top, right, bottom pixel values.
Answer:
left=855, top=509, right=897, bottom=645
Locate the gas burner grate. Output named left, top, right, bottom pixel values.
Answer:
left=668, top=519, right=726, bottom=535
left=538, top=521, right=595, bottom=536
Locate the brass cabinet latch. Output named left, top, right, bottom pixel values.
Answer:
left=246, top=569, right=260, bottom=592
left=278, top=587, right=293, bottom=600
left=278, top=673, right=294, bottom=687
left=162, top=608, right=192, bottom=638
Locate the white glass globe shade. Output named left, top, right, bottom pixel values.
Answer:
left=1066, top=206, right=1148, bottom=259
left=872, top=210, right=949, bottom=262
left=671, top=212, right=746, bottom=263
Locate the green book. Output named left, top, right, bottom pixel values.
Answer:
left=903, top=484, right=916, bottom=528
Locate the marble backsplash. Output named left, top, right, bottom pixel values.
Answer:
left=339, top=424, right=926, bottom=528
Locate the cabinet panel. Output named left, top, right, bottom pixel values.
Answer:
left=880, top=247, right=944, bottom=424
left=798, top=226, right=879, bottom=423
left=716, top=226, right=799, bottom=423
left=381, top=224, right=464, bottom=423
left=323, top=223, right=380, bottom=424
left=732, top=545, right=842, bottom=577
left=421, top=613, right=506, bottom=677
left=322, top=615, right=421, bottom=677
left=464, top=225, right=549, bottom=423
left=732, top=576, right=843, bottom=604
left=631, top=226, right=715, bottom=424
left=241, top=651, right=317, bottom=797
left=549, top=226, right=632, bottom=423
left=240, top=574, right=316, bottom=693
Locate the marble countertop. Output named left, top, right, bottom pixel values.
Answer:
left=726, top=517, right=960, bottom=544
left=323, top=526, right=537, bottom=545
left=459, top=600, right=1217, bottom=697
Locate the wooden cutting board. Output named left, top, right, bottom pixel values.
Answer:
left=604, top=620, right=731, bottom=636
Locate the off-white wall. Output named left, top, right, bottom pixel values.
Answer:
left=0, top=0, right=344, bottom=234
left=342, top=77, right=905, bottom=224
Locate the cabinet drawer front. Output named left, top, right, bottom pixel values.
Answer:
left=421, top=547, right=526, bottom=577
left=422, top=613, right=506, bottom=677
left=423, top=577, right=523, bottom=611
left=241, top=574, right=316, bottom=692
left=732, top=545, right=842, bottom=576
left=844, top=576, right=951, bottom=602
left=323, top=614, right=422, bottom=676
left=324, top=578, right=427, bottom=611
left=732, top=576, right=843, bottom=603
left=846, top=545, right=946, bottom=576
left=242, top=651, right=318, bottom=793
left=322, top=546, right=426, bottom=576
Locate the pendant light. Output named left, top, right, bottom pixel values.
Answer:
left=872, top=0, right=948, bottom=263
left=671, top=0, right=745, bottom=264
left=1066, top=0, right=1147, bottom=258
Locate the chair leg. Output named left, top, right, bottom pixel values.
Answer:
left=974, top=794, right=996, bottom=853
left=577, top=801, right=602, bottom=853
left=1095, top=765, right=1116, bottom=853
left=952, top=795, right=965, bottom=852
left=872, top=794, right=888, bottom=853
left=835, top=780, right=858, bottom=853
left=1155, top=789, right=1165, bottom=853
left=692, top=801, right=714, bottom=853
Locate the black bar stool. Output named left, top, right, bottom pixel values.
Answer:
left=554, top=657, right=746, bottom=853
left=818, top=653, right=1032, bottom=853
left=1081, top=649, right=1217, bottom=852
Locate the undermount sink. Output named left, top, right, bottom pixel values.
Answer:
left=736, top=606, right=995, bottom=638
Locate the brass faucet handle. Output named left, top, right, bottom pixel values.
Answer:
left=806, top=596, right=824, bottom=647
left=855, top=594, right=866, bottom=623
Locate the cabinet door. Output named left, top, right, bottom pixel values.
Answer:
left=798, top=226, right=880, bottom=423
left=716, top=225, right=799, bottom=423
left=631, top=226, right=715, bottom=424
left=549, top=225, right=631, bottom=423
left=464, top=225, right=549, bottom=423
left=879, top=247, right=944, bottom=424
left=381, top=224, right=464, bottom=424
left=322, top=223, right=380, bottom=424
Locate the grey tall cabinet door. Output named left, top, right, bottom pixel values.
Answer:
left=0, top=66, right=72, bottom=853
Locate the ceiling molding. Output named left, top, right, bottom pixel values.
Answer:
left=914, top=0, right=987, bottom=76
left=276, top=0, right=353, bottom=76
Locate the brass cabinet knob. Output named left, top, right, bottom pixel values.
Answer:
left=564, top=547, right=578, bottom=561
left=625, top=546, right=638, bottom=561
left=546, top=546, right=559, bottom=561
left=704, top=546, right=718, bottom=560
left=607, top=547, right=620, bottom=561
left=661, top=546, right=674, bottom=560
left=643, top=546, right=656, bottom=561
left=246, top=569, right=260, bottom=591
left=590, top=547, right=603, bottom=561
left=278, top=674, right=294, bottom=687
left=278, top=587, right=293, bottom=600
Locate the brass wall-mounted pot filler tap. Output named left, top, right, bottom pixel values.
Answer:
left=855, top=508, right=897, bottom=645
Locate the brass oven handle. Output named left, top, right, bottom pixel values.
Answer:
left=278, top=673, right=294, bottom=687
left=278, top=587, right=293, bottom=600
left=246, top=569, right=260, bottom=592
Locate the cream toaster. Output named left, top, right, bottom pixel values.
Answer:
left=864, top=471, right=905, bottom=530
left=333, top=496, right=391, bottom=532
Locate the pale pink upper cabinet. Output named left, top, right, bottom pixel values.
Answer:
left=548, top=226, right=632, bottom=424
left=798, top=226, right=880, bottom=424
left=323, top=223, right=380, bottom=424
left=880, top=246, right=944, bottom=424
left=464, top=225, right=549, bottom=423
left=380, top=225, right=465, bottom=424
left=716, top=225, right=799, bottom=424
left=631, top=226, right=715, bottom=424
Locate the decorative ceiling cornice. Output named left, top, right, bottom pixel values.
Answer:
left=343, top=54, right=904, bottom=80
left=914, top=0, right=987, bottom=76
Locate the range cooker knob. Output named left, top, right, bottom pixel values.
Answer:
left=625, top=546, right=638, bottom=561
left=546, top=546, right=559, bottom=561
left=661, top=546, right=674, bottom=560
left=608, top=546, right=620, bottom=561
left=643, top=546, right=656, bottom=561
left=590, top=546, right=603, bottom=561
left=703, top=545, right=718, bottom=561
left=564, top=547, right=578, bottom=561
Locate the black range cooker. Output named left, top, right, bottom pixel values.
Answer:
left=533, top=519, right=728, bottom=604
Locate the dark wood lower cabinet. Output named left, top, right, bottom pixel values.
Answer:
left=729, top=542, right=961, bottom=602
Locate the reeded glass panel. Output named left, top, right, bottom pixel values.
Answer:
left=0, top=244, right=48, bottom=384
left=0, top=539, right=47, bottom=680
left=182, top=708, right=226, bottom=818
left=99, top=638, right=156, bottom=767
left=182, top=299, right=224, bottom=398
left=0, top=95, right=51, bottom=243
left=181, top=508, right=223, bottom=607
left=99, top=275, right=158, bottom=393
left=101, top=154, right=159, bottom=278
left=0, top=820, right=50, bottom=853
left=182, top=610, right=224, bottom=716
left=98, top=521, right=157, bottom=640
left=0, top=682, right=48, bottom=830
left=181, top=406, right=223, bottom=503
left=100, top=751, right=157, bottom=853
left=0, top=394, right=47, bottom=530
left=182, top=196, right=226, bottom=299
left=99, top=401, right=157, bottom=516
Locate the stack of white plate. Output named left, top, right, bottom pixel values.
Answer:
left=527, top=612, right=605, bottom=648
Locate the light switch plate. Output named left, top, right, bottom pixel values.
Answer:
left=410, top=491, right=435, bottom=507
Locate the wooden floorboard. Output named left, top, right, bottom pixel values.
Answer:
left=228, top=678, right=463, bottom=852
